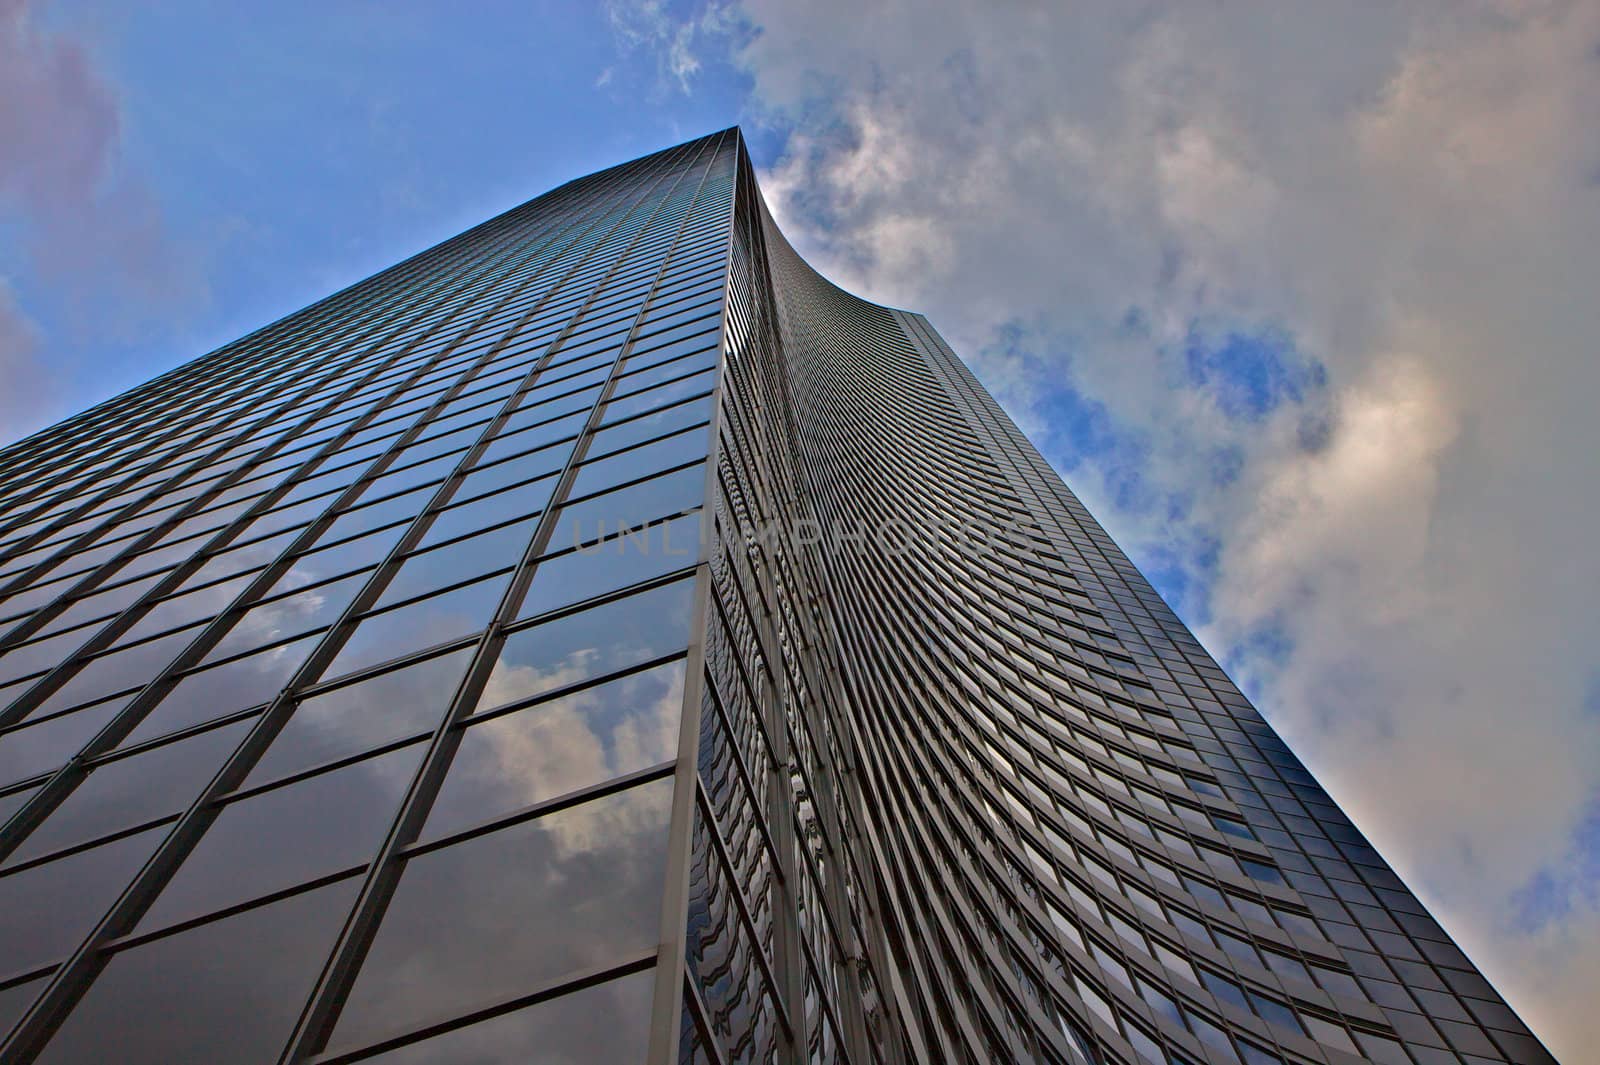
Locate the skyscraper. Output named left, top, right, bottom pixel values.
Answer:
left=0, top=128, right=1552, bottom=1064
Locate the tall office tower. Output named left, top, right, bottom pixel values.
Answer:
left=0, top=129, right=1551, bottom=1065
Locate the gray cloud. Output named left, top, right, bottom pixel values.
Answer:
left=671, top=0, right=1599, bottom=1055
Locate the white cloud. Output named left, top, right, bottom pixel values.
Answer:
left=710, top=0, right=1600, bottom=1055
left=603, top=0, right=739, bottom=95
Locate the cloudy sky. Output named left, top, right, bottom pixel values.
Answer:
left=3, top=0, right=1596, bottom=1056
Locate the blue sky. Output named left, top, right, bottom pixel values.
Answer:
left=4, top=1, right=1599, bottom=1058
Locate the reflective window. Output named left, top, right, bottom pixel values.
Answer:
left=111, top=572, right=256, bottom=647
left=8, top=720, right=250, bottom=865
left=329, top=777, right=673, bottom=1049
left=0, top=825, right=167, bottom=973
left=0, top=625, right=102, bottom=690
left=275, top=522, right=412, bottom=589
left=201, top=573, right=366, bottom=663
left=483, top=578, right=693, bottom=715
left=0, top=699, right=124, bottom=788
left=322, top=575, right=504, bottom=682
left=456, top=441, right=574, bottom=503
left=553, top=466, right=705, bottom=550
left=28, top=623, right=205, bottom=719
left=602, top=369, right=716, bottom=420
left=248, top=648, right=473, bottom=786
left=426, top=660, right=685, bottom=840
left=518, top=512, right=701, bottom=621
left=588, top=394, right=713, bottom=457
left=415, top=480, right=553, bottom=551
left=33, top=879, right=359, bottom=1065
left=359, top=967, right=654, bottom=1064
left=139, top=746, right=421, bottom=932
left=372, top=523, right=534, bottom=611
left=568, top=426, right=709, bottom=501
left=121, top=634, right=320, bottom=747
left=0, top=975, right=47, bottom=1041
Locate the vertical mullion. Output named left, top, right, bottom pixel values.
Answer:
left=275, top=130, right=727, bottom=1064
left=0, top=142, right=705, bottom=1065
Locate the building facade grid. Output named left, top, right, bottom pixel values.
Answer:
left=0, top=129, right=1556, bottom=1065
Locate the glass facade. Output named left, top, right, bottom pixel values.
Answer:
left=0, top=129, right=1553, bottom=1064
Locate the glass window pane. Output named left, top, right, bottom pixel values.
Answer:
left=121, top=634, right=320, bottom=748
left=202, top=573, right=366, bottom=663
left=322, top=575, right=505, bottom=682
left=0, top=825, right=167, bottom=974
left=553, top=466, right=704, bottom=551
left=140, top=746, right=421, bottom=932
left=9, top=720, right=250, bottom=865
left=602, top=369, right=716, bottom=422
left=329, top=777, right=674, bottom=1049
left=483, top=579, right=693, bottom=715
left=111, top=572, right=256, bottom=648
left=277, top=522, right=411, bottom=589
left=34, top=879, right=359, bottom=1065
left=28, top=624, right=204, bottom=719
left=0, top=699, right=124, bottom=788
left=518, top=513, right=702, bottom=621
left=248, top=648, right=473, bottom=786
left=456, top=442, right=574, bottom=503
left=360, top=968, right=654, bottom=1065
left=0, top=626, right=100, bottom=690
left=373, top=523, right=534, bottom=611
left=588, top=394, right=712, bottom=457
left=568, top=430, right=708, bottom=503
left=0, top=975, right=48, bottom=1041
left=417, top=479, right=554, bottom=551
left=426, top=660, right=685, bottom=840
left=471, top=410, right=587, bottom=470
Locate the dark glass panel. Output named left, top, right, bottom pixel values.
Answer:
left=120, top=634, right=320, bottom=748
left=201, top=573, right=366, bottom=663
left=0, top=626, right=99, bottom=690
left=0, top=976, right=47, bottom=1040
left=438, top=481, right=556, bottom=544
left=322, top=575, right=506, bottom=682
left=274, top=522, right=411, bottom=590
left=7, top=720, right=249, bottom=865
left=139, top=746, right=421, bottom=932
left=25, top=572, right=164, bottom=640
left=247, top=648, right=473, bottom=786
left=587, top=394, right=713, bottom=457
left=610, top=350, right=718, bottom=397
left=0, top=699, right=124, bottom=788
left=425, top=659, right=685, bottom=840
left=483, top=579, right=693, bottom=715
left=456, top=441, right=575, bottom=503
left=26, top=623, right=205, bottom=719
left=0, top=784, right=41, bottom=827
left=517, top=512, right=702, bottom=621
left=179, top=527, right=299, bottom=588
left=359, top=968, right=654, bottom=1065
left=372, top=523, right=534, bottom=611
left=111, top=572, right=256, bottom=647
left=33, top=879, right=359, bottom=1065
left=552, top=466, right=705, bottom=551
left=494, top=387, right=601, bottom=440
left=0, top=826, right=167, bottom=974
left=316, top=485, right=434, bottom=546
left=568, top=426, right=709, bottom=501
left=329, top=777, right=673, bottom=1049
left=602, top=369, right=716, bottom=421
